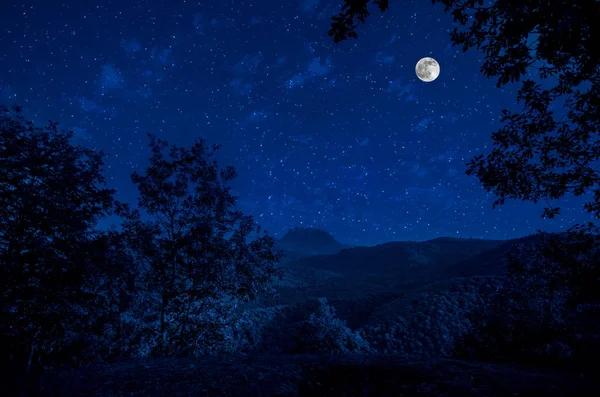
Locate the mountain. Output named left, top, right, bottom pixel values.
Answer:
left=285, top=237, right=507, bottom=289
left=437, top=233, right=545, bottom=278
left=276, top=227, right=349, bottom=258
left=269, top=231, right=598, bottom=306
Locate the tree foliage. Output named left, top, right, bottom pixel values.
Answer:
left=115, top=134, right=283, bottom=356
left=0, top=104, right=116, bottom=371
left=329, top=0, right=389, bottom=43
left=507, top=223, right=600, bottom=309
left=1, top=104, right=284, bottom=372
left=454, top=224, right=600, bottom=366
left=330, top=0, right=600, bottom=221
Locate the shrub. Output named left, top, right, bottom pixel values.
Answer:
left=227, top=305, right=288, bottom=353
left=295, top=298, right=372, bottom=354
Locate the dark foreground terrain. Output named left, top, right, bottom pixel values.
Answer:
left=5, top=232, right=599, bottom=396
left=10, top=354, right=597, bottom=397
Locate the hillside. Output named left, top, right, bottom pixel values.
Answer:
left=437, top=234, right=543, bottom=278
left=283, top=237, right=507, bottom=290
left=16, top=232, right=599, bottom=396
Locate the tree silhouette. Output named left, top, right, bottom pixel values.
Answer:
left=329, top=0, right=600, bottom=221
left=0, top=104, right=116, bottom=371
left=115, top=134, right=283, bottom=356
left=329, top=0, right=389, bottom=43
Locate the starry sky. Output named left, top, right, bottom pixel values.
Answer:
left=0, top=0, right=592, bottom=246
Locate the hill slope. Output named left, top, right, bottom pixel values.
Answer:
left=284, top=237, right=507, bottom=289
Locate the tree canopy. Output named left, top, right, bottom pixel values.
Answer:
left=329, top=0, right=600, bottom=222
left=1, top=104, right=283, bottom=369
left=115, top=134, right=283, bottom=356
left=0, top=104, right=116, bottom=370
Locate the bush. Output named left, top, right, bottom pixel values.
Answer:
left=295, top=298, right=372, bottom=354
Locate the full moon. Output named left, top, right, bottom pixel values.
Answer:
left=415, top=57, right=440, bottom=82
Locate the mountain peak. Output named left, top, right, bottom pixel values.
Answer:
left=281, top=227, right=337, bottom=243
left=278, top=227, right=344, bottom=256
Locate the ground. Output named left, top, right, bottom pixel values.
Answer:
left=13, top=353, right=596, bottom=396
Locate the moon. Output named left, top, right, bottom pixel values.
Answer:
left=415, top=57, right=440, bottom=82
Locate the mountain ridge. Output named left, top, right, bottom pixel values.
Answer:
left=275, top=227, right=351, bottom=258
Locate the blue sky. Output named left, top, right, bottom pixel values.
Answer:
left=0, top=0, right=591, bottom=246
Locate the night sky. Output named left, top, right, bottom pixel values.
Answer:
left=0, top=0, right=591, bottom=246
